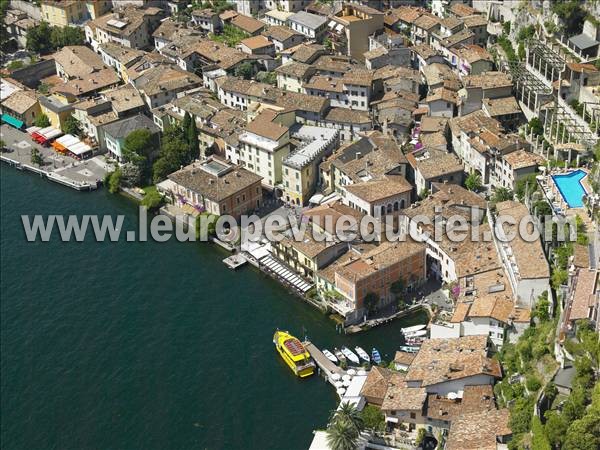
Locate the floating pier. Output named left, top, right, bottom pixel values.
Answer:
left=303, top=340, right=344, bottom=379
left=223, top=253, right=247, bottom=269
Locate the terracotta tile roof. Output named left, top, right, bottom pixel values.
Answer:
left=426, top=384, right=494, bottom=421
left=240, top=35, right=273, bottom=50
left=414, top=13, right=441, bottom=31
left=411, top=43, right=440, bottom=60
left=305, top=75, right=344, bottom=93
left=392, top=6, right=426, bottom=25
left=483, top=96, right=522, bottom=116
left=495, top=201, right=550, bottom=279
left=420, top=116, right=448, bottom=133
left=274, top=61, right=314, bottom=79
left=406, top=336, right=501, bottom=387
left=394, top=351, right=416, bottom=366
left=468, top=294, right=515, bottom=323
left=464, top=71, right=513, bottom=89
left=335, top=240, right=425, bottom=283
left=426, top=87, right=458, bottom=104
left=572, top=244, right=590, bottom=268
left=245, top=109, right=289, bottom=141
left=262, top=25, right=301, bottom=42
left=446, top=408, right=511, bottom=450
left=463, top=15, right=488, bottom=28
left=360, top=366, right=393, bottom=404
left=406, top=148, right=463, bottom=181
left=1, top=89, right=38, bottom=115
left=441, top=29, right=474, bottom=49
left=325, top=107, right=371, bottom=124
left=280, top=232, right=341, bottom=259
left=345, top=174, right=412, bottom=203
left=303, top=201, right=365, bottom=235
left=454, top=44, right=493, bottom=63
left=449, top=3, right=478, bottom=18
left=168, top=160, right=263, bottom=203
left=381, top=372, right=427, bottom=411
left=450, top=302, right=471, bottom=323
left=502, top=149, right=544, bottom=170
left=569, top=269, right=599, bottom=321
left=231, top=14, right=265, bottom=34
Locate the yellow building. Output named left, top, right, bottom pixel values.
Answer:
left=41, top=0, right=87, bottom=27
left=39, top=94, right=75, bottom=129
left=85, top=0, right=112, bottom=20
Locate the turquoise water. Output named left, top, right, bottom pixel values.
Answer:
left=552, top=169, right=587, bottom=208
left=0, top=167, right=427, bottom=450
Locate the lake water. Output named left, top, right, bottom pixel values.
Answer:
left=0, top=167, right=426, bottom=450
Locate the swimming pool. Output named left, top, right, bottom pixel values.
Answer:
left=552, top=169, right=588, bottom=208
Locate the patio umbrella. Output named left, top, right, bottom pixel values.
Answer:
left=334, top=381, right=344, bottom=388
left=347, top=369, right=357, bottom=376
left=331, top=373, right=341, bottom=381
left=357, top=369, right=367, bottom=376
left=336, top=388, right=346, bottom=396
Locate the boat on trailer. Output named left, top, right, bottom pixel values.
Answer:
left=354, top=346, right=370, bottom=363
left=371, top=348, right=382, bottom=365
left=401, top=324, right=426, bottom=334
left=323, top=349, right=338, bottom=364
left=341, top=346, right=360, bottom=365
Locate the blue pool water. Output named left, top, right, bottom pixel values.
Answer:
left=552, top=169, right=587, bottom=208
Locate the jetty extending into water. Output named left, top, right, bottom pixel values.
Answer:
left=303, top=340, right=344, bottom=379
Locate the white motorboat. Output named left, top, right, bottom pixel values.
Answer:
left=341, top=346, right=360, bottom=365
left=354, top=346, right=370, bottom=363
left=334, top=348, right=346, bottom=363
left=399, top=345, right=420, bottom=353
left=401, top=324, right=426, bottom=334
left=323, top=349, right=338, bottom=364
left=403, top=329, right=427, bottom=337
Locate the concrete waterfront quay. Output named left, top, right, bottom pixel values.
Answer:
left=1, top=124, right=112, bottom=191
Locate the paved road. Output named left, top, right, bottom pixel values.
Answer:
left=1, top=124, right=111, bottom=186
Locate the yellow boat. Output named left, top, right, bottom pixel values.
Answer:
left=273, top=330, right=315, bottom=378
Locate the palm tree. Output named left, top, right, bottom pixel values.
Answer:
left=326, top=418, right=359, bottom=450
left=330, top=402, right=364, bottom=435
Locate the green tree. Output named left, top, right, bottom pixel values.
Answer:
left=515, top=174, right=538, bottom=201
left=415, top=428, right=426, bottom=446
left=34, top=113, right=51, bottom=128
left=141, top=189, right=164, bottom=211
left=360, top=405, right=385, bottom=432
left=532, top=294, right=550, bottom=322
left=326, top=418, right=358, bottom=450
left=234, top=61, right=254, bottom=80
left=186, top=116, right=199, bottom=161
left=182, top=112, right=192, bottom=134
left=152, top=125, right=191, bottom=183
left=563, top=413, right=600, bottom=450
left=529, top=117, right=544, bottom=136
left=120, top=162, right=142, bottom=188
left=122, top=129, right=158, bottom=183
left=509, top=397, right=533, bottom=435
left=551, top=0, right=587, bottom=36
left=465, top=172, right=482, bottom=191
left=26, top=21, right=53, bottom=54
left=544, top=410, right=568, bottom=448
left=492, top=187, right=513, bottom=203
left=107, top=169, right=122, bottom=194
left=531, top=416, right=551, bottom=450
left=49, top=25, right=84, bottom=48
left=61, top=114, right=81, bottom=136
left=418, top=188, right=430, bottom=200
left=330, top=402, right=364, bottom=435
left=30, top=148, right=43, bottom=167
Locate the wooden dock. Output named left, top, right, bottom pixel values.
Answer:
left=304, top=340, right=344, bottom=379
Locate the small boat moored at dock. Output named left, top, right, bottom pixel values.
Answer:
left=334, top=348, right=346, bottom=363
left=341, top=346, right=360, bottom=365
left=399, top=345, right=420, bottom=353
left=403, top=329, right=427, bottom=337
left=371, top=348, right=382, bottom=365
left=273, top=330, right=315, bottom=378
left=401, top=324, right=426, bottom=334
left=355, top=346, right=370, bottom=363
left=322, top=349, right=338, bottom=364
